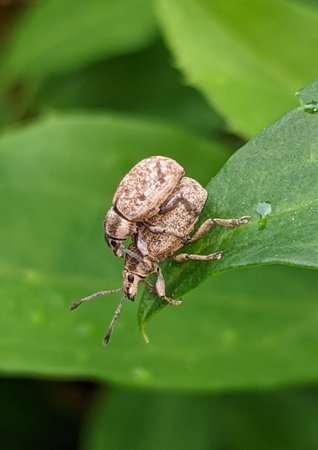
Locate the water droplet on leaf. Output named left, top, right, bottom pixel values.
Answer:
left=256, top=202, right=272, bottom=218
left=303, top=100, right=318, bottom=114
left=256, top=202, right=271, bottom=231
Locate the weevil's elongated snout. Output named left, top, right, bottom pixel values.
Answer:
left=122, top=269, right=143, bottom=301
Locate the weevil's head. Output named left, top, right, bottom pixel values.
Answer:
left=122, top=244, right=157, bottom=300
left=122, top=270, right=143, bottom=301
left=104, top=207, right=135, bottom=257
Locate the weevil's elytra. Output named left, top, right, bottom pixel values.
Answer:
left=114, top=156, right=184, bottom=221
left=141, top=177, right=208, bottom=259
left=72, top=155, right=250, bottom=345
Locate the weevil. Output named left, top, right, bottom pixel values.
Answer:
left=71, top=173, right=249, bottom=345
left=105, top=156, right=187, bottom=258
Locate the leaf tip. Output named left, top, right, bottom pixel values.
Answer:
left=139, top=324, right=150, bottom=344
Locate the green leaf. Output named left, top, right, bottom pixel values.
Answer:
left=0, top=0, right=157, bottom=84
left=82, top=387, right=318, bottom=450
left=1, top=113, right=318, bottom=391
left=156, top=0, right=318, bottom=137
left=138, top=88, right=318, bottom=330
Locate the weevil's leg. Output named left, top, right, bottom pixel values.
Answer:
left=160, top=192, right=183, bottom=212
left=70, top=288, right=123, bottom=310
left=171, top=251, right=223, bottom=264
left=103, top=295, right=126, bottom=346
left=155, top=267, right=182, bottom=306
left=141, top=279, right=157, bottom=295
left=160, top=192, right=201, bottom=214
left=143, top=222, right=185, bottom=238
left=187, top=216, right=250, bottom=243
left=136, top=228, right=149, bottom=257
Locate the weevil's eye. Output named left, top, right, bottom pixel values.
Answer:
left=110, top=240, right=117, bottom=247
left=128, top=274, right=134, bottom=283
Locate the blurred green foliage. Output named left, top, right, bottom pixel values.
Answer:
left=0, top=0, right=318, bottom=449
left=82, top=387, right=318, bottom=450
left=157, top=0, right=318, bottom=137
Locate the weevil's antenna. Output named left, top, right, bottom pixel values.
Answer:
left=103, top=295, right=126, bottom=346
left=70, top=288, right=123, bottom=311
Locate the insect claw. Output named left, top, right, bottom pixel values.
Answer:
left=161, top=296, right=182, bottom=306
left=239, top=215, right=250, bottom=224
left=103, top=295, right=126, bottom=346
left=213, top=251, right=223, bottom=260
left=70, top=302, right=80, bottom=311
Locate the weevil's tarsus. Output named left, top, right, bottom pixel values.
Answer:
left=188, top=216, right=250, bottom=243
left=171, top=251, right=223, bottom=263
left=103, top=295, right=126, bottom=346
left=70, top=288, right=123, bottom=310
left=161, top=296, right=183, bottom=306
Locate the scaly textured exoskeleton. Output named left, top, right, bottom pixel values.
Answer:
left=104, top=156, right=185, bottom=257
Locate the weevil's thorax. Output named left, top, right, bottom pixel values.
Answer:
left=104, top=207, right=136, bottom=256
left=123, top=244, right=157, bottom=300
left=142, top=177, right=208, bottom=260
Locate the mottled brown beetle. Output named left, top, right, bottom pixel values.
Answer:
left=104, top=156, right=186, bottom=258
left=71, top=170, right=249, bottom=345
